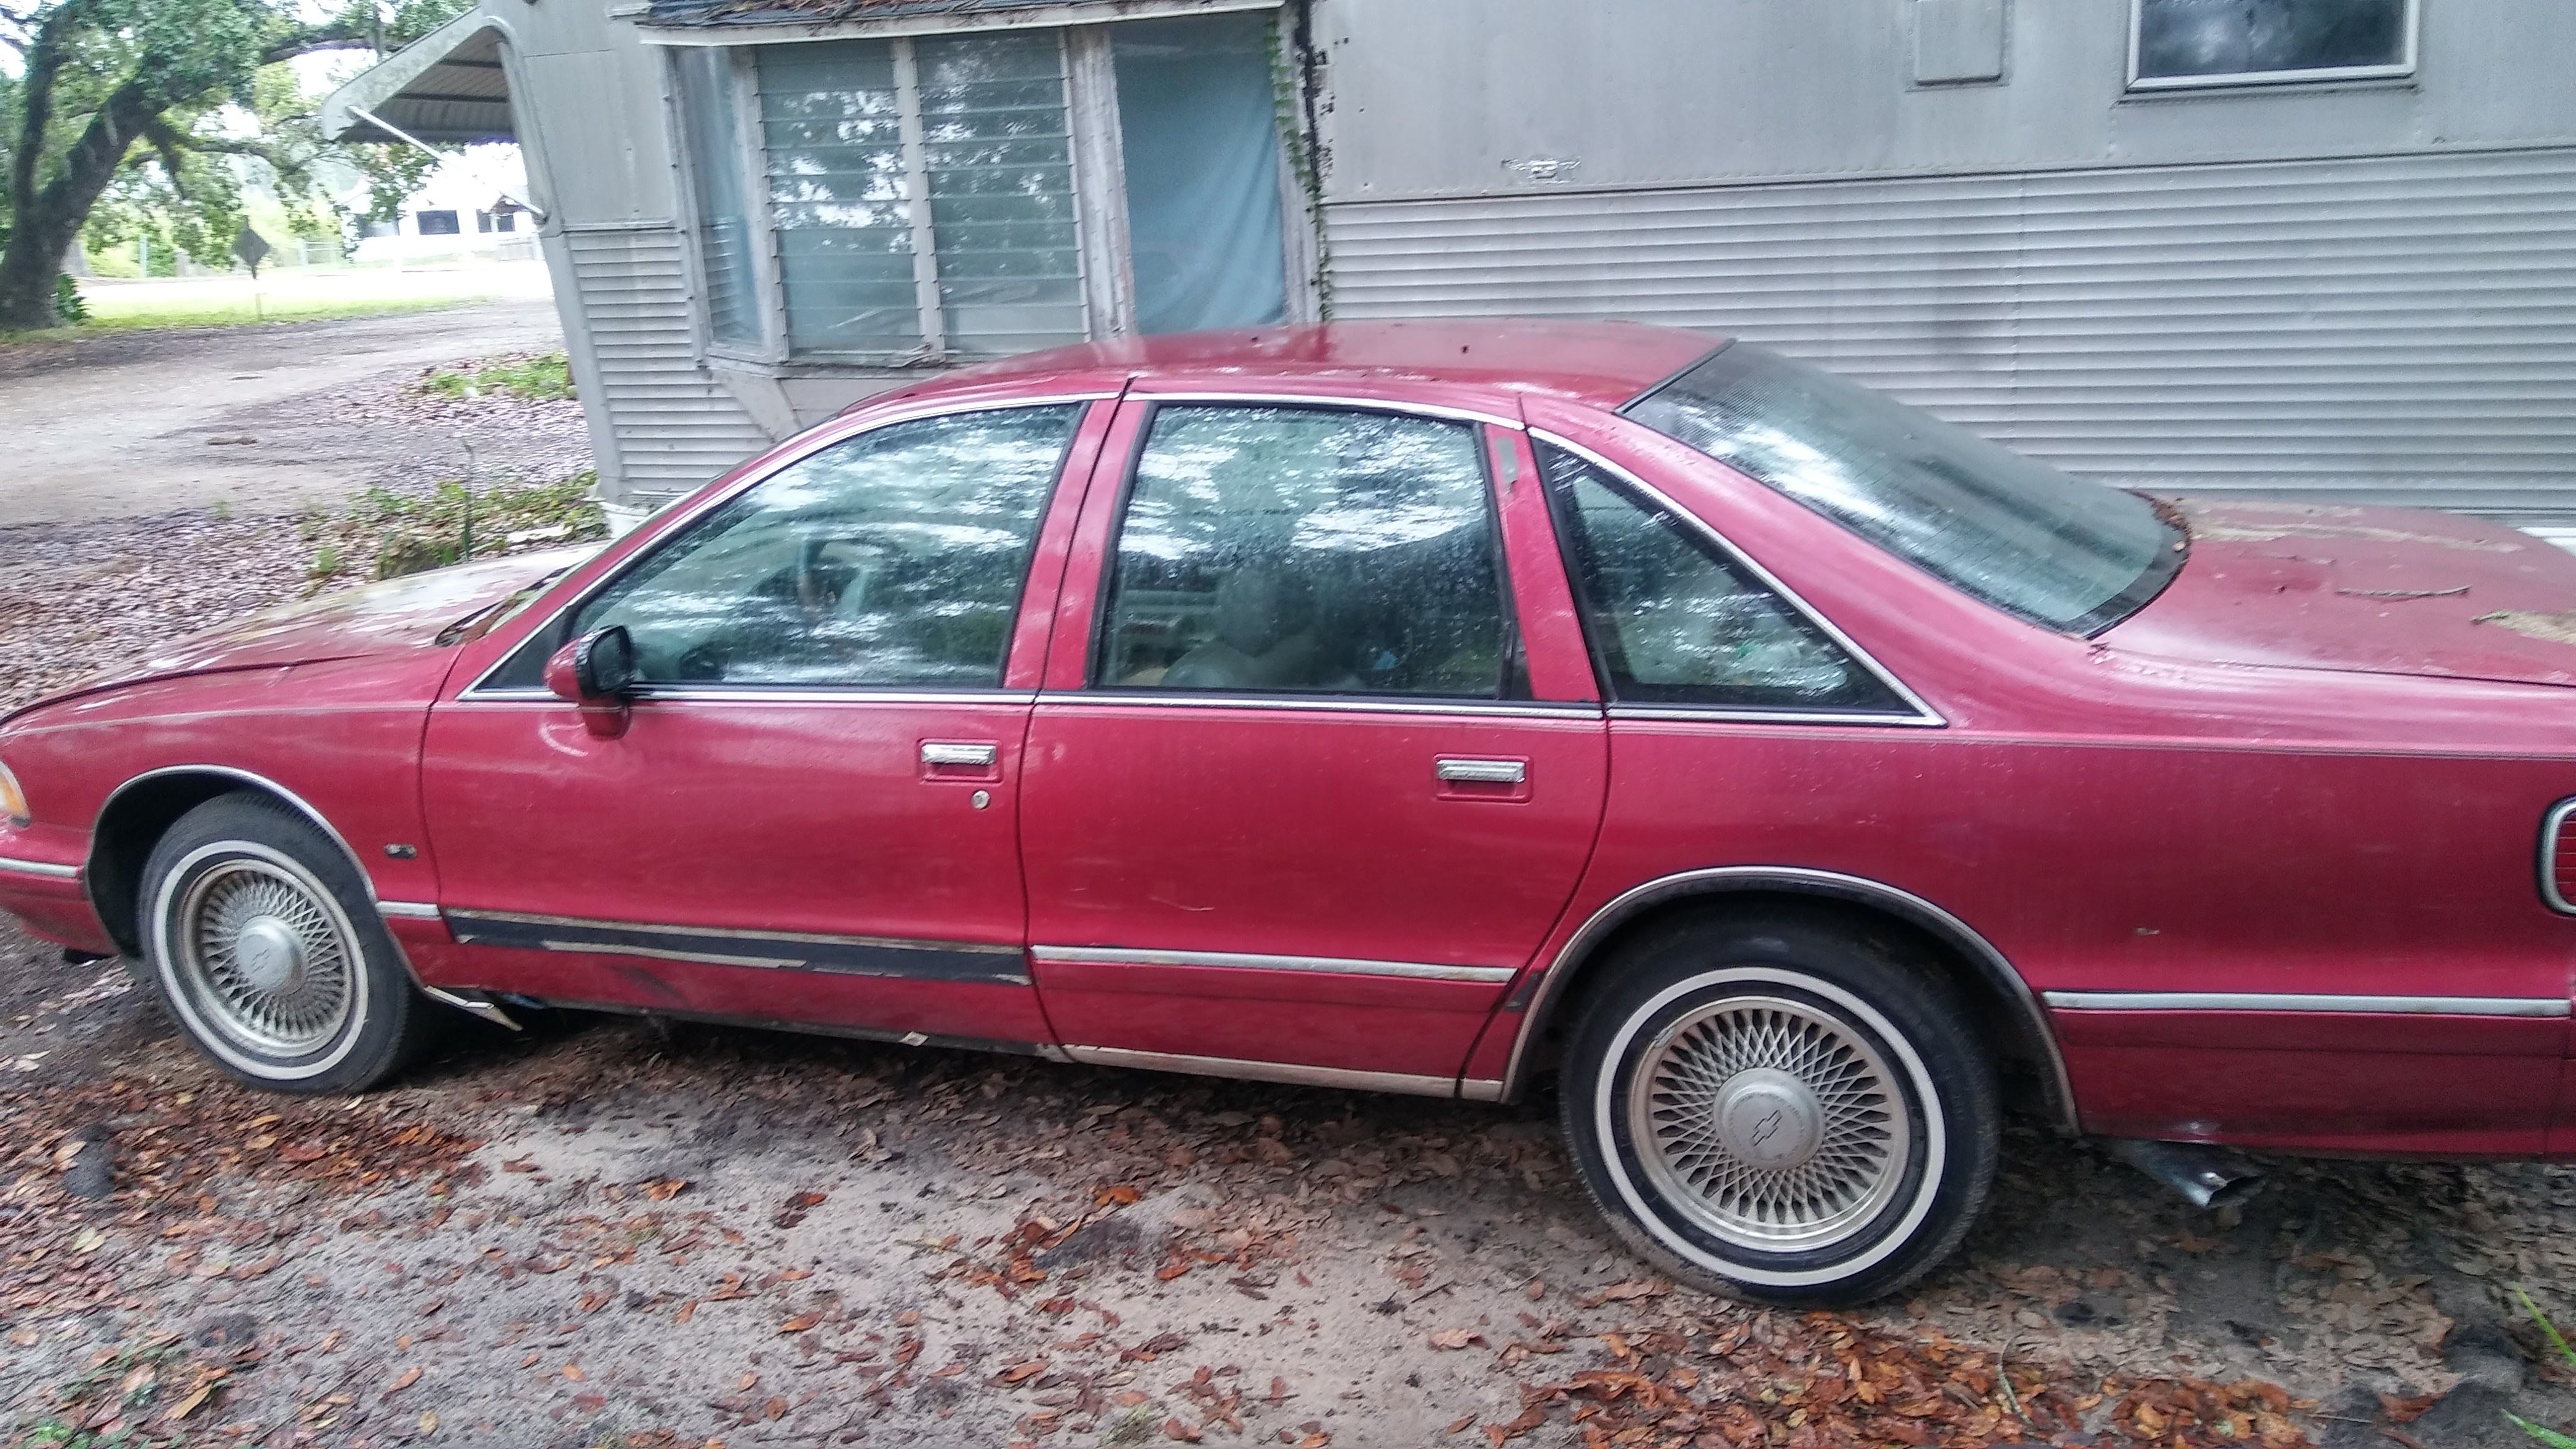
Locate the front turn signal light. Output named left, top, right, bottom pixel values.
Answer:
left=0, top=760, right=27, bottom=829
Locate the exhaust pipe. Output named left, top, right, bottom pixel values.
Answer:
left=2107, top=1139, right=2265, bottom=1211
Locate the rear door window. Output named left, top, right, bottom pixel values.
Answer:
left=1095, top=405, right=1517, bottom=698
left=1539, top=442, right=1909, bottom=715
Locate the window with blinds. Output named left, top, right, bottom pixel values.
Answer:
left=750, top=32, right=1086, bottom=360
left=672, top=47, right=760, bottom=347
left=672, top=14, right=1295, bottom=363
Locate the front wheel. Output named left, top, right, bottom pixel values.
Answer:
left=139, top=793, right=440, bottom=1093
left=1559, top=910, right=1999, bottom=1307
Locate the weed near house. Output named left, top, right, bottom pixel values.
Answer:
left=303, top=471, right=607, bottom=585
left=419, top=350, right=574, bottom=402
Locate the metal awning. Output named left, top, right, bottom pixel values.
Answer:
left=320, top=11, right=515, bottom=146
left=642, top=0, right=1277, bottom=39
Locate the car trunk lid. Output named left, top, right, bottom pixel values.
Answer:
left=2100, top=499, right=2576, bottom=688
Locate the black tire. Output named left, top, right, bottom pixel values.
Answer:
left=137, top=793, right=440, bottom=1094
left=1559, top=907, right=1999, bottom=1307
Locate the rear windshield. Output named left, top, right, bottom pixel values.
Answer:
left=1625, top=342, right=2183, bottom=635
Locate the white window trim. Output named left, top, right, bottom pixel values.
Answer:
left=660, top=11, right=1315, bottom=371
left=642, top=0, right=1278, bottom=48
left=2125, top=0, right=2419, bottom=92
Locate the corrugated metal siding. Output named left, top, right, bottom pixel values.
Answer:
left=1326, top=147, right=2576, bottom=520
left=564, top=226, right=777, bottom=503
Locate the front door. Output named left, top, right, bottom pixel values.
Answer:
left=418, top=401, right=1102, bottom=1050
left=1019, top=399, right=1609, bottom=1092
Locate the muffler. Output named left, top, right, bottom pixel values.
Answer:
left=2107, top=1138, right=2265, bottom=1211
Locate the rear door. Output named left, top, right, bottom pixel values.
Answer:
left=1018, top=397, right=1608, bottom=1094
left=417, top=399, right=1110, bottom=1051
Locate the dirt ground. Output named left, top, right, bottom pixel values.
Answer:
left=0, top=297, right=573, bottom=526
left=5, top=324, right=2576, bottom=1448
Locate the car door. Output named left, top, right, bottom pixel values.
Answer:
left=415, top=399, right=1109, bottom=1051
left=1018, top=396, right=1610, bottom=1094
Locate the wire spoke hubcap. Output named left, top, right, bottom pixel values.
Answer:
left=175, top=859, right=356, bottom=1057
left=1627, top=994, right=1911, bottom=1254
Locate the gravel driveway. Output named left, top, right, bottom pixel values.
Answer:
left=4, top=333, right=2576, bottom=1448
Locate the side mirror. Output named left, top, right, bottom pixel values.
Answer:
left=544, top=626, right=638, bottom=737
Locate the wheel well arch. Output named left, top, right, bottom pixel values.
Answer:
left=85, top=767, right=376, bottom=956
left=1500, top=868, right=2075, bottom=1130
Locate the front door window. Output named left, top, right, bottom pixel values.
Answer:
left=492, top=404, right=1082, bottom=690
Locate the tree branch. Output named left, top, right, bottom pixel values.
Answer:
left=262, top=22, right=377, bottom=66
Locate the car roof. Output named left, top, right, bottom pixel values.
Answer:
left=914, top=320, right=1726, bottom=414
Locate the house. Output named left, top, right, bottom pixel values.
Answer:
left=323, top=0, right=2576, bottom=531
left=347, top=152, right=542, bottom=266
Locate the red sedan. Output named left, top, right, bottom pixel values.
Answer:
left=7, top=321, right=2575, bottom=1304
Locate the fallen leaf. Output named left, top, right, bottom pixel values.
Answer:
left=383, top=1367, right=422, bottom=1398
left=1162, top=1418, right=1203, bottom=1443
left=1093, top=1184, right=1141, bottom=1207
left=1443, top=1416, right=1474, bottom=1435
left=2382, top=1391, right=2440, bottom=1424
left=674, top=1300, right=698, bottom=1325
left=778, top=1314, right=820, bottom=1334
left=643, top=1178, right=689, bottom=1201
left=1429, top=1328, right=1486, bottom=1350
left=418, top=1411, right=440, bottom=1434
left=997, top=1359, right=1048, bottom=1385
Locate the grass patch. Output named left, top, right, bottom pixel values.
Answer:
left=422, top=350, right=575, bottom=402
left=306, top=472, right=607, bottom=585
left=1, top=271, right=515, bottom=341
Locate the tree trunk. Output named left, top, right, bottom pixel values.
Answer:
left=0, top=217, right=79, bottom=330
left=1, top=83, right=163, bottom=331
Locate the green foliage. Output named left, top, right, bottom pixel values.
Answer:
left=52, top=273, right=87, bottom=322
left=2512, top=1289, right=2576, bottom=1447
left=0, top=0, right=481, bottom=327
left=311, top=473, right=606, bottom=583
left=422, top=351, right=577, bottom=402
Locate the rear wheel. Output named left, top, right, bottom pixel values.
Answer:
left=1559, top=909, right=1998, bottom=1307
left=139, top=794, right=438, bottom=1093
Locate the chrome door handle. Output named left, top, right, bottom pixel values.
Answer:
left=1436, top=757, right=1526, bottom=785
left=921, top=742, right=999, bottom=768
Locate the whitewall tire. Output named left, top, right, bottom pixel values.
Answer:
left=1560, top=908, right=1999, bottom=1307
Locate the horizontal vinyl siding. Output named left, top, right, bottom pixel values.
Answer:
left=565, top=227, right=776, bottom=504
left=1325, top=147, right=2576, bottom=520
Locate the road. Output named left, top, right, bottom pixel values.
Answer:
left=0, top=298, right=567, bottom=525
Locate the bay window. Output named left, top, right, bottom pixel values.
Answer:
left=667, top=11, right=1297, bottom=366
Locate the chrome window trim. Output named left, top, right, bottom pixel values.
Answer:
left=1036, top=690, right=1597, bottom=720
left=457, top=687, right=1043, bottom=707
left=1527, top=429, right=1946, bottom=728
left=1500, top=864, right=2073, bottom=1130
left=1061, top=1044, right=1469, bottom=1099
left=376, top=900, right=443, bottom=920
left=2043, top=990, right=2572, bottom=1019
left=2540, top=797, right=2576, bottom=915
left=1128, top=390, right=1522, bottom=430
left=1032, top=944, right=1516, bottom=984
left=455, top=393, right=1120, bottom=701
left=1608, top=705, right=1941, bottom=728
left=0, top=855, right=80, bottom=880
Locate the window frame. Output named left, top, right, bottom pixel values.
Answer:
left=1530, top=429, right=1944, bottom=728
left=659, top=19, right=1313, bottom=368
left=458, top=396, right=1111, bottom=702
left=1081, top=398, right=1533, bottom=707
left=2124, top=0, right=2419, bottom=93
